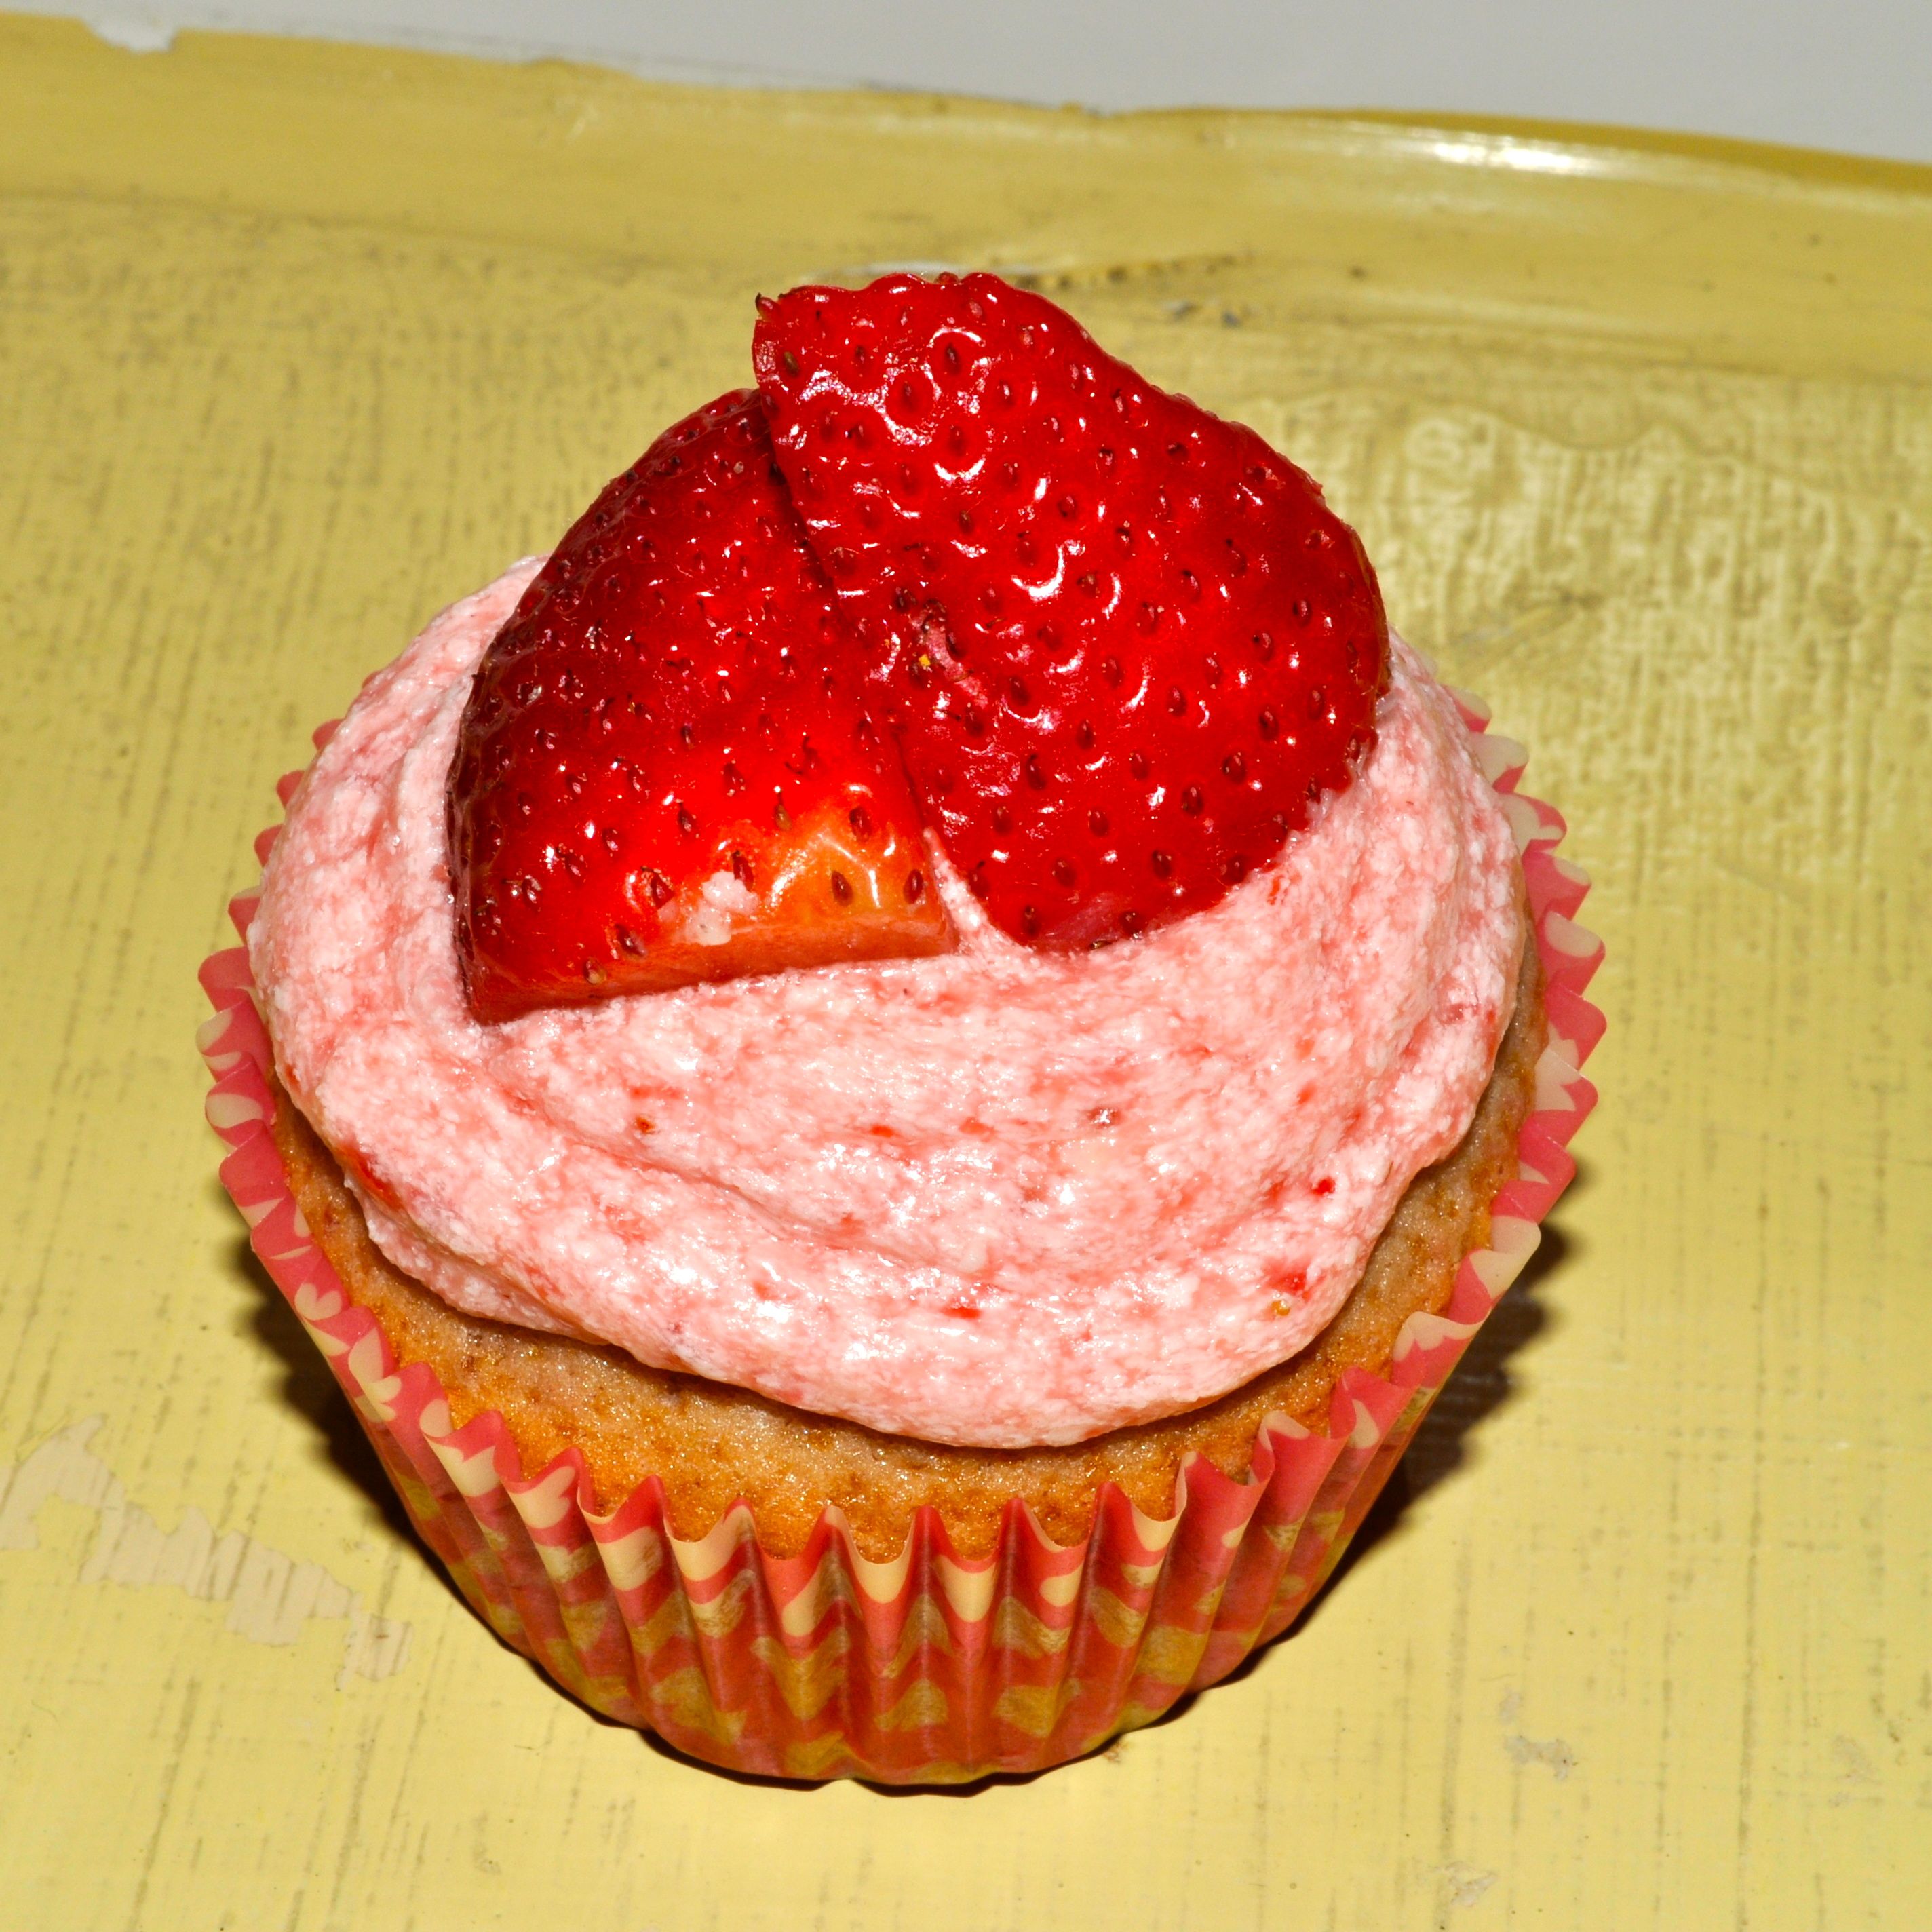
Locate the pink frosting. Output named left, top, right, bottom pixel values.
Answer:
left=250, top=561, right=1524, bottom=1448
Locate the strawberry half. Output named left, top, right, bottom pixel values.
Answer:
left=448, top=390, right=952, bottom=1024
left=753, top=273, right=1389, bottom=948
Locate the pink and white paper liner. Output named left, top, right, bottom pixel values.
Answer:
left=199, top=696, right=1600, bottom=1784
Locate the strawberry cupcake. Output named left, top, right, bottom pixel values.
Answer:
left=201, top=274, right=1600, bottom=1782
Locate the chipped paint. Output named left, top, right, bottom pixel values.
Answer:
left=0, top=1420, right=409, bottom=1688
left=1, top=14, right=1928, bottom=1923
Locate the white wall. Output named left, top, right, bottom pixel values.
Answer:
left=53, top=0, right=1932, bottom=165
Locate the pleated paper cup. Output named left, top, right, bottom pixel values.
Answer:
left=200, top=693, right=1600, bottom=1783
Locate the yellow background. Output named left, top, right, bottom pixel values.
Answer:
left=1, top=14, right=1927, bottom=1926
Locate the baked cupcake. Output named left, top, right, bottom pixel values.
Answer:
left=202, top=274, right=1600, bottom=1782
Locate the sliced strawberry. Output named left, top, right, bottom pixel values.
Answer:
left=753, top=273, right=1389, bottom=948
left=448, top=390, right=952, bottom=1024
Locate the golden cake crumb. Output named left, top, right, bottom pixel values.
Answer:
left=272, top=942, right=1543, bottom=1562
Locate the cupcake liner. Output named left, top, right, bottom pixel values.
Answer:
left=200, top=700, right=1600, bottom=1783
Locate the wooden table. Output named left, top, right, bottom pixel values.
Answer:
left=1, top=14, right=1926, bottom=1926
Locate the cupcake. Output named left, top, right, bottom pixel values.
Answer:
left=201, top=274, right=1600, bottom=1783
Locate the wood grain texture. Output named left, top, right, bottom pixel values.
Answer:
left=0, top=14, right=1926, bottom=1929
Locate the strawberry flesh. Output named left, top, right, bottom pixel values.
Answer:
left=753, top=273, right=1389, bottom=948
left=448, top=390, right=952, bottom=1024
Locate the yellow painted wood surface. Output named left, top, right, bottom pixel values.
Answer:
left=1, top=14, right=1927, bottom=1927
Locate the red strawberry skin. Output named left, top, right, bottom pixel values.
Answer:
left=448, top=390, right=952, bottom=1024
left=753, top=273, right=1389, bottom=948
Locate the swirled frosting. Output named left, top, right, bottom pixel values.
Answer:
left=250, top=560, right=1523, bottom=1447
